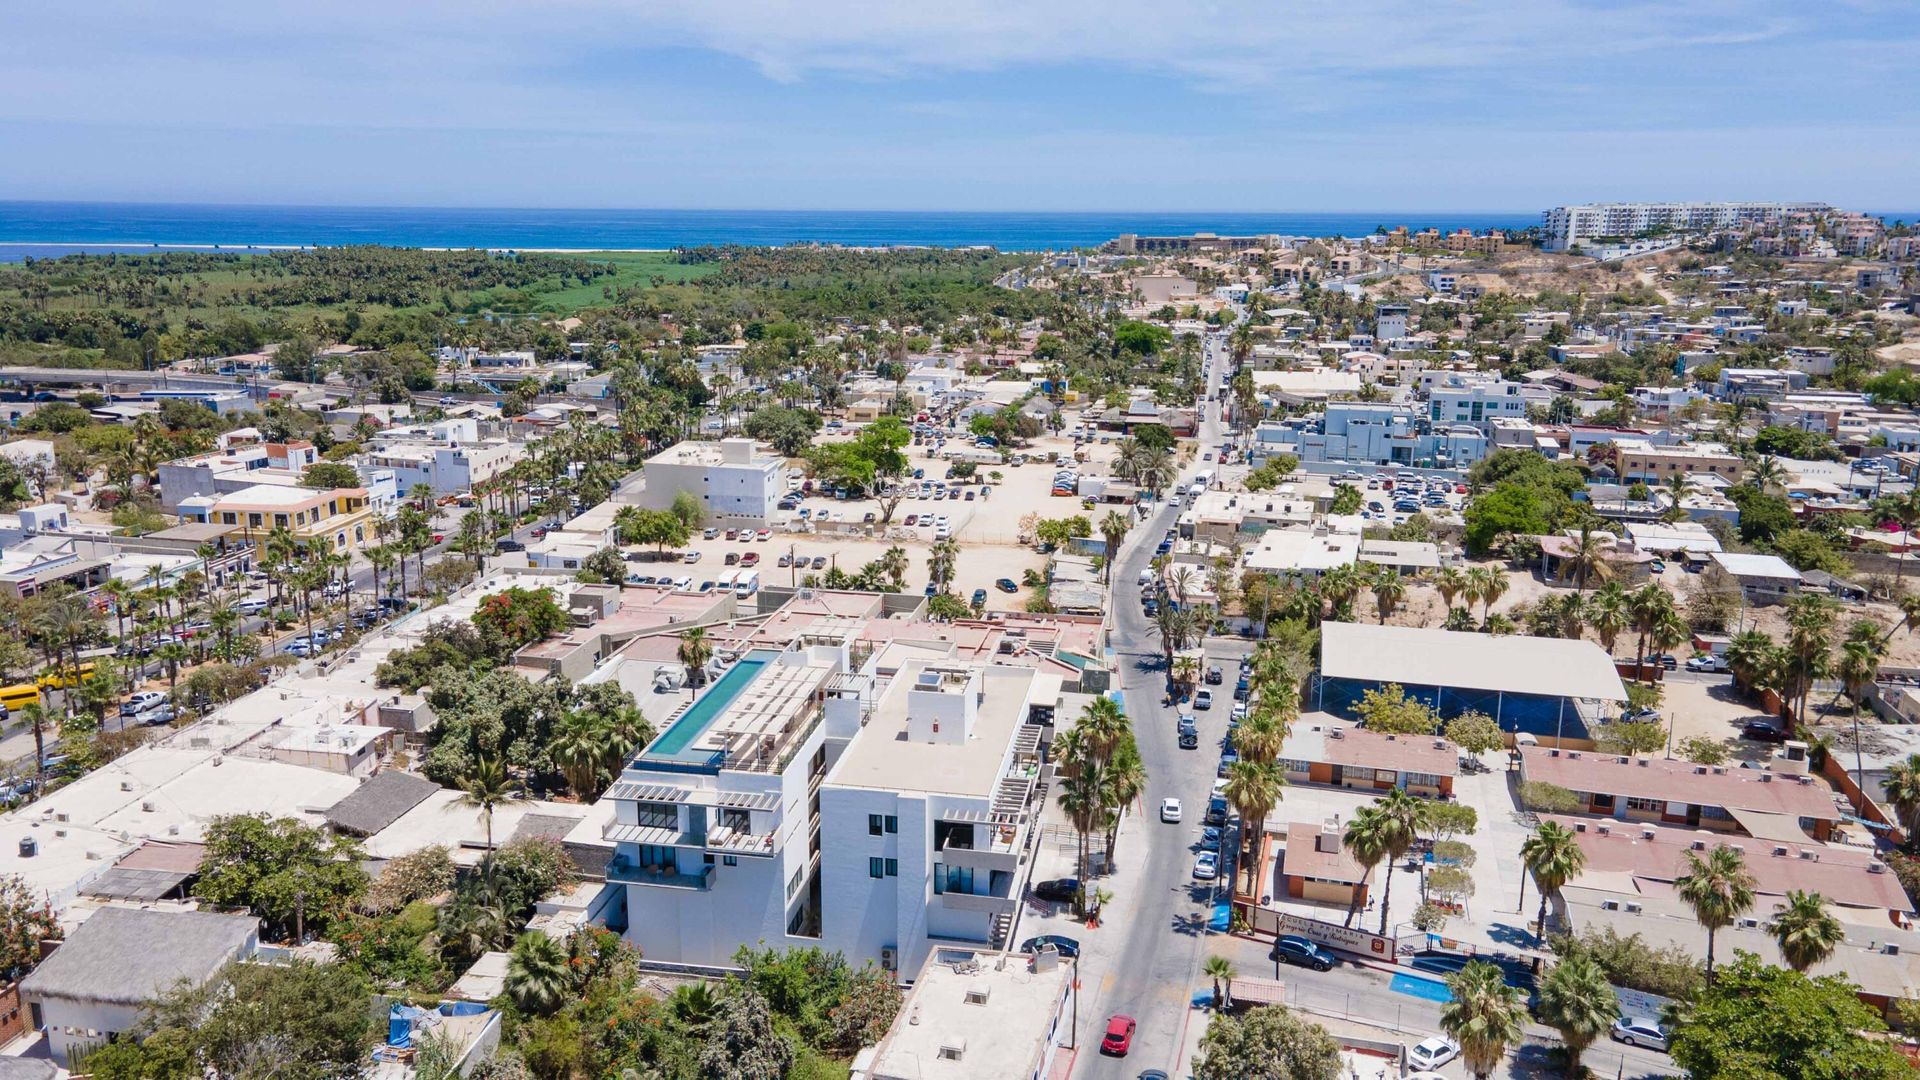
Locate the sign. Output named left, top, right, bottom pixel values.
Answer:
left=1274, top=911, right=1397, bottom=957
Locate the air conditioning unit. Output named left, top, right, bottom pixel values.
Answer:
left=1624, top=902, right=1642, bottom=914
left=1567, top=751, right=1582, bottom=760
left=1773, top=846, right=1789, bottom=857
left=1691, top=840, right=1707, bottom=851
left=1738, top=917, right=1760, bottom=929
left=1887, top=943, right=1902, bottom=956
left=1641, top=828, right=1657, bottom=839
left=1600, top=899, right=1620, bottom=911
left=1871, top=862, right=1888, bottom=874
left=879, top=946, right=897, bottom=972
left=1575, top=822, right=1587, bottom=832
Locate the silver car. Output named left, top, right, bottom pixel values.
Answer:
left=1611, top=1016, right=1669, bottom=1051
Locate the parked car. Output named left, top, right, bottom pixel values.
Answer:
left=1610, top=1017, right=1670, bottom=1052
left=1018, top=934, right=1080, bottom=959
left=1032, top=878, right=1080, bottom=903
left=811, top=556, right=827, bottom=570
left=741, top=552, right=760, bottom=567
left=683, top=550, right=702, bottom=564
left=1741, top=720, right=1788, bottom=743
left=971, top=588, right=988, bottom=607
left=1160, top=798, right=1182, bottom=823
left=234, top=599, right=269, bottom=616
left=1193, top=690, right=1213, bottom=710
left=1206, top=665, right=1223, bottom=685
left=495, top=539, right=525, bottom=553
left=1100, top=1015, right=1136, bottom=1056
left=1407, top=1036, right=1461, bottom=1071
left=778, top=553, right=794, bottom=568
left=1178, top=731, right=1199, bottom=749
left=1192, top=852, right=1219, bottom=880
left=1269, top=934, right=1334, bottom=972
left=141, top=703, right=177, bottom=726
left=1686, top=654, right=1728, bottom=672
left=995, top=578, right=1018, bottom=593
left=725, top=552, right=740, bottom=566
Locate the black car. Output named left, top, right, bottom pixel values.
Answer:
left=1018, top=934, right=1081, bottom=958
left=1270, top=934, right=1334, bottom=972
left=1178, top=731, right=1199, bottom=749
left=1205, top=665, right=1223, bottom=685
left=1742, top=720, right=1788, bottom=743
left=1032, top=878, right=1080, bottom=903
left=495, top=538, right=526, bottom=553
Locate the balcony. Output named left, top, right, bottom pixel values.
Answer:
left=605, top=858, right=715, bottom=891
left=939, top=890, right=1017, bottom=916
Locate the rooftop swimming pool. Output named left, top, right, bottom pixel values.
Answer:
left=637, top=651, right=777, bottom=767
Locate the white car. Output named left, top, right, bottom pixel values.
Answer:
left=1407, top=1036, right=1461, bottom=1071
left=1611, top=1017, right=1670, bottom=1051
left=119, top=691, right=168, bottom=717
left=1192, top=852, right=1218, bottom=880
left=1160, top=798, right=1182, bottom=823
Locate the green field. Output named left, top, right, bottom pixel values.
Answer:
left=525, top=250, right=715, bottom=311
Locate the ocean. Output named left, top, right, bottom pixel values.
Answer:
left=0, top=201, right=1544, bottom=260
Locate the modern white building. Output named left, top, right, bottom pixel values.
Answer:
left=1542, top=201, right=1829, bottom=252
left=603, top=640, right=1053, bottom=978
left=1426, top=374, right=1530, bottom=428
left=641, top=438, right=788, bottom=523
left=1254, top=404, right=1489, bottom=469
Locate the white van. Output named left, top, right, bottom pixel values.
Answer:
left=1139, top=568, right=1156, bottom=587
left=1194, top=469, right=1215, bottom=487
left=733, top=569, right=761, bottom=597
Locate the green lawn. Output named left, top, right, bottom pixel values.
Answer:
left=525, top=250, right=715, bottom=312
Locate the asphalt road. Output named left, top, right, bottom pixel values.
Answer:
left=1073, top=332, right=1234, bottom=1079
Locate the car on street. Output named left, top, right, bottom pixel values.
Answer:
left=1206, top=665, right=1223, bottom=684
left=141, top=703, right=177, bottom=726
left=1650, top=558, right=1666, bottom=574
left=1269, top=934, right=1334, bottom=972
left=1200, top=826, right=1222, bottom=850
left=1741, top=720, right=1788, bottom=743
left=1032, top=878, right=1080, bottom=903
left=1100, top=1015, right=1136, bottom=1056
left=1160, top=798, right=1182, bottom=823
left=1192, top=852, right=1218, bottom=880
left=1018, top=934, right=1080, bottom=958
left=1686, top=654, right=1728, bottom=672
left=234, top=599, right=269, bottom=616
left=1193, top=690, right=1213, bottom=710
left=120, top=691, right=168, bottom=717
left=1407, top=1036, right=1461, bottom=1071
left=530, top=526, right=548, bottom=539
left=1178, top=731, right=1199, bottom=749
left=1611, top=1017, right=1670, bottom=1051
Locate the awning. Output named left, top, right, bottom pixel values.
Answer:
left=1727, top=807, right=1816, bottom=844
left=1228, top=976, right=1286, bottom=1007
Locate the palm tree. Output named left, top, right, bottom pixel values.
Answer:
left=677, top=627, right=713, bottom=688
left=1839, top=620, right=1887, bottom=792
left=1202, top=955, right=1235, bottom=1010
left=1432, top=566, right=1468, bottom=613
left=1675, top=844, right=1756, bottom=978
left=1058, top=758, right=1106, bottom=889
left=1560, top=526, right=1613, bottom=594
left=1747, top=455, right=1787, bottom=494
left=1222, top=760, right=1285, bottom=893
left=1076, top=696, right=1130, bottom=767
left=1519, top=821, right=1587, bottom=943
left=1099, top=510, right=1130, bottom=585
left=505, top=931, right=573, bottom=1015
left=1341, top=807, right=1391, bottom=928
left=1373, top=788, right=1427, bottom=936
left=1535, top=952, right=1618, bottom=1077
left=667, top=981, right=722, bottom=1033
left=551, top=711, right=613, bottom=798
left=1440, top=961, right=1527, bottom=1080
left=1099, top=742, right=1147, bottom=870
left=1467, top=565, right=1507, bottom=624
left=1371, top=569, right=1407, bottom=625
left=1626, top=582, right=1673, bottom=677
left=456, top=757, right=516, bottom=866
left=1883, top=754, right=1920, bottom=840
left=1783, top=595, right=1837, bottom=726
left=1769, top=889, right=1845, bottom=973
left=1725, top=628, right=1778, bottom=697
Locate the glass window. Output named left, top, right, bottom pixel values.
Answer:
left=932, top=863, right=945, bottom=894
left=869, top=857, right=884, bottom=879
left=885, top=815, right=898, bottom=834
left=885, top=858, right=898, bottom=877
left=633, top=802, right=678, bottom=830
left=868, top=814, right=883, bottom=836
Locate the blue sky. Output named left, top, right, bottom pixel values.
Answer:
left=3, top=0, right=1916, bottom=211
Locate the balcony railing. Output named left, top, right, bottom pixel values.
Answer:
left=605, top=859, right=715, bottom=890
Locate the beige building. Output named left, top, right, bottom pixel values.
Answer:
left=1612, top=440, right=1745, bottom=484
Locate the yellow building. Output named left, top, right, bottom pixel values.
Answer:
left=191, top=483, right=376, bottom=553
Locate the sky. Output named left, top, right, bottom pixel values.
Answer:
left=2, top=0, right=1917, bottom=211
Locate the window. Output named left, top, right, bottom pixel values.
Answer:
left=723, top=855, right=738, bottom=866
left=870, top=857, right=885, bottom=879
left=886, top=858, right=898, bottom=877
left=869, top=814, right=883, bottom=836
left=787, top=866, right=804, bottom=900
left=719, top=808, right=751, bottom=832
left=633, top=802, right=678, bottom=830
left=885, top=815, right=898, bottom=834
left=1626, top=796, right=1663, bottom=812
left=940, top=864, right=973, bottom=895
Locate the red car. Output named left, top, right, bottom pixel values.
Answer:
left=1101, top=1014, right=1136, bottom=1056
left=740, top=552, right=760, bottom=567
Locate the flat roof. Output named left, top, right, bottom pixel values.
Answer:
left=20, top=906, right=256, bottom=1006
left=1319, top=622, right=1628, bottom=701
left=1281, top=822, right=1370, bottom=885
left=1710, top=551, right=1803, bottom=580
left=865, top=950, right=1071, bottom=1080
left=831, top=663, right=1043, bottom=798
left=1286, top=717, right=1458, bottom=777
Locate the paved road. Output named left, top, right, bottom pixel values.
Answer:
left=1072, top=331, right=1233, bottom=1079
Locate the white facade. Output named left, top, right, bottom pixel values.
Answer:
left=1542, top=201, right=1829, bottom=252
left=641, top=438, right=787, bottom=523
left=1426, top=375, right=1528, bottom=428
left=606, top=644, right=1051, bottom=978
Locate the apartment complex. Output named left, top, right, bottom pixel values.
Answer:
left=364, top=418, right=523, bottom=495
left=1254, top=404, right=1489, bottom=470
left=1104, top=232, right=1280, bottom=254
left=641, top=438, right=789, bottom=523
left=605, top=643, right=1055, bottom=977
left=179, top=483, right=376, bottom=553
left=1542, top=201, right=1829, bottom=252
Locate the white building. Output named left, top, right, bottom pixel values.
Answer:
left=640, top=438, right=788, bottom=523
left=604, top=642, right=1053, bottom=978
left=1426, top=374, right=1530, bottom=428
left=1542, top=201, right=1829, bottom=252
left=852, top=948, right=1076, bottom=1080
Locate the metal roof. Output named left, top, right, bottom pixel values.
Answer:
left=1319, top=622, right=1628, bottom=701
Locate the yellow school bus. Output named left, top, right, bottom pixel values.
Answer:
left=36, top=663, right=94, bottom=691
left=0, top=683, right=42, bottom=713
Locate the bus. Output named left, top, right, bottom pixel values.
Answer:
left=37, top=663, right=95, bottom=691
left=0, top=682, right=43, bottom=716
